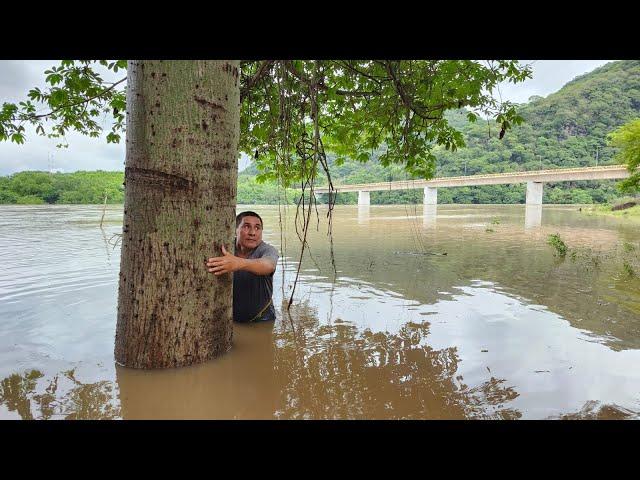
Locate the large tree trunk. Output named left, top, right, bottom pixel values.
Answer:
left=115, top=60, right=240, bottom=369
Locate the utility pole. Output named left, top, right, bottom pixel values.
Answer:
left=595, top=146, right=599, bottom=167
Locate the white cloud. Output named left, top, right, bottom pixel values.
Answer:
left=0, top=60, right=126, bottom=175
left=495, top=60, right=613, bottom=104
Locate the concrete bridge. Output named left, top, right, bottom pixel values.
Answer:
left=315, top=165, right=631, bottom=205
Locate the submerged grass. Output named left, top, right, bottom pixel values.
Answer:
left=548, top=233, right=568, bottom=257
left=566, top=239, right=639, bottom=280
left=485, top=217, right=501, bottom=233
left=623, top=261, right=636, bottom=277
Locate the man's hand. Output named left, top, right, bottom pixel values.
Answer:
left=206, top=245, right=244, bottom=276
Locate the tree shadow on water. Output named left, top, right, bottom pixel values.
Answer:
left=549, top=400, right=640, bottom=420
left=273, top=300, right=523, bottom=419
left=2, top=304, right=525, bottom=420
left=0, top=368, right=120, bottom=420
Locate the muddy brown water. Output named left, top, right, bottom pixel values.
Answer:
left=1, top=204, right=639, bottom=419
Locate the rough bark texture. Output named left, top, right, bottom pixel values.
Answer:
left=115, top=60, right=240, bottom=369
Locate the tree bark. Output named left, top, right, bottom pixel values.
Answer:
left=115, top=60, right=240, bottom=369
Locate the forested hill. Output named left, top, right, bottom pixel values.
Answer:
left=242, top=60, right=640, bottom=205
left=447, top=59, right=640, bottom=173
left=0, top=171, right=124, bottom=204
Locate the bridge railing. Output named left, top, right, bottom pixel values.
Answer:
left=314, top=165, right=630, bottom=194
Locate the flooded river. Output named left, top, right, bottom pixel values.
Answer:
left=1, top=204, right=639, bottom=419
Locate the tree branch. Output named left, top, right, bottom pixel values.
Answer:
left=284, top=61, right=380, bottom=98
left=384, top=61, right=452, bottom=121
left=240, top=60, right=275, bottom=102
left=16, top=77, right=127, bottom=122
left=335, top=60, right=388, bottom=87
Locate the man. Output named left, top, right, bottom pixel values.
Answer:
left=206, top=211, right=278, bottom=323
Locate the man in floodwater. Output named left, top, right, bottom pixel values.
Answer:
left=206, top=211, right=278, bottom=323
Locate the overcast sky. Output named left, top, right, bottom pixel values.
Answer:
left=0, top=60, right=613, bottom=176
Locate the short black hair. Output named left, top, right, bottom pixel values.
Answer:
left=236, top=211, right=263, bottom=228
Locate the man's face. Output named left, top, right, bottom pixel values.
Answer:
left=236, top=216, right=263, bottom=250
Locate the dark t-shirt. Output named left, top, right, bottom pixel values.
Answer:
left=233, top=241, right=278, bottom=322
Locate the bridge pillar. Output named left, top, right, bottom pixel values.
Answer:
left=358, top=190, right=370, bottom=206
left=526, top=181, right=543, bottom=205
left=423, top=187, right=438, bottom=205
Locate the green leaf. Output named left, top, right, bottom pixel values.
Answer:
left=106, top=132, right=120, bottom=143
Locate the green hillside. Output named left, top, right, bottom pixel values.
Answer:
left=0, top=169, right=299, bottom=205
left=0, top=171, right=125, bottom=204
left=242, top=60, right=640, bottom=205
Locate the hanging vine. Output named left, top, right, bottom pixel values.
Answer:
left=236, top=60, right=531, bottom=309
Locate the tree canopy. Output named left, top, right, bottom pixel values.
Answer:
left=1, top=60, right=532, bottom=188
left=0, top=60, right=127, bottom=147
left=239, top=60, right=530, bottom=184
left=609, top=118, right=640, bottom=192
left=0, top=170, right=125, bottom=204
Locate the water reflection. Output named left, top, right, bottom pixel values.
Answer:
left=0, top=368, right=119, bottom=420
left=423, top=204, right=437, bottom=228
left=114, top=299, right=525, bottom=419
left=0, top=298, right=524, bottom=419
left=524, top=205, right=542, bottom=229
left=357, top=205, right=370, bottom=224
left=116, top=321, right=276, bottom=419
left=2, top=283, right=640, bottom=419
left=2, top=204, right=640, bottom=420
left=552, top=401, right=640, bottom=420
left=273, top=301, right=522, bottom=419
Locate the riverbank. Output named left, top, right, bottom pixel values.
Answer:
left=580, top=199, right=640, bottom=219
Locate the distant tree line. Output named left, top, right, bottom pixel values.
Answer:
left=0, top=171, right=125, bottom=204
left=0, top=170, right=300, bottom=205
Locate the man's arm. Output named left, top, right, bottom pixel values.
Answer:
left=206, top=245, right=276, bottom=276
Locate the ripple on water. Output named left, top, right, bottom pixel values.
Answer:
left=1, top=204, right=639, bottom=419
